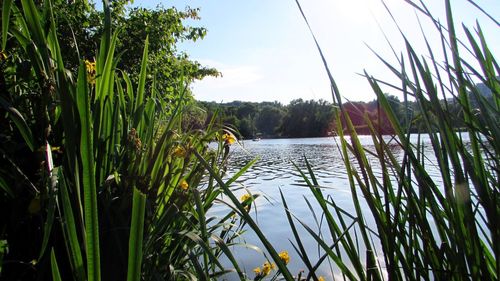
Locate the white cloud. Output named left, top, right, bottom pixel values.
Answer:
left=190, top=61, right=265, bottom=101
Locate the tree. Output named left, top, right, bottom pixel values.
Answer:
left=256, top=105, right=284, bottom=136
left=238, top=117, right=256, bottom=138
left=51, top=0, right=218, bottom=101
left=115, top=6, right=219, bottom=99
left=281, top=99, right=335, bottom=137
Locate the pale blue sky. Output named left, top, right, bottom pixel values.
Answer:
left=130, top=0, right=499, bottom=103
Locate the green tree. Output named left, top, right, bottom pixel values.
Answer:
left=238, top=117, right=256, bottom=138
left=281, top=99, right=335, bottom=137
left=50, top=0, right=218, bottom=101
left=256, top=105, right=284, bottom=136
left=236, top=102, right=257, bottom=119
left=115, top=6, right=219, bottom=99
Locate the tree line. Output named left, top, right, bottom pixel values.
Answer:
left=186, top=99, right=336, bottom=139
left=183, top=89, right=494, bottom=139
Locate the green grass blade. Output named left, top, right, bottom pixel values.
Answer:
left=20, top=0, right=44, bottom=47
left=51, top=248, right=62, bottom=281
left=135, top=35, right=148, bottom=113
left=193, top=150, right=294, bottom=280
left=0, top=99, right=36, bottom=151
left=280, top=190, right=318, bottom=279
left=210, top=235, right=245, bottom=280
left=193, top=189, right=210, bottom=276
left=126, top=188, right=147, bottom=281
left=180, top=230, right=225, bottom=272
left=58, top=169, right=86, bottom=281
left=133, top=36, right=149, bottom=133
left=0, top=176, right=14, bottom=197
left=76, top=61, right=100, bottom=281
left=96, top=32, right=118, bottom=101
left=1, top=0, right=13, bottom=50
left=294, top=0, right=343, bottom=105
left=97, top=0, right=111, bottom=81
left=296, top=213, right=359, bottom=280
left=187, top=251, right=208, bottom=281
left=224, top=157, right=258, bottom=187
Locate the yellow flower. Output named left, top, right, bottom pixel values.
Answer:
left=240, top=193, right=251, bottom=202
left=222, top=133, right=236, bottom=145
left=85, top=59, right=96, bottom=85
left=262, top=261, right=273, bottom=276
left=172, top=146, right=186, bottom=158
left=278, top=250, right=290, bottom=265
left=179, top=179, right=189, bottom=190
left=318, top=276, right=325, bottom=281
left=253, top=267, right=261, bottom=274
left=241, top=193, right=252, bottom=212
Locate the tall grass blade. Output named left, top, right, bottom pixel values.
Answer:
left=294, top=0, right=343, bottom=105
left=0, top=98, right=36, bottom=151
left=58, top=169, right=86, bottom=281
left=134, top=36, right=148, bottom=115
left=210, top=235, right=245, bottom=280
left=76, top=61, right=100, bottom=281
left=133, top=36, right=149, bottom=133
left=1, top=0, right=13, bottom=50
left=126, top=189, right=147, bottom=281
left=51, top=248, right=63, bottom=281
left=193, top=150, right=294, bottom=280
left=20, top=0, right=44, bottom=48
left=280, top=190, right=317, bottom=279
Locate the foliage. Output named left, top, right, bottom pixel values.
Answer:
left=280, top=99, right=335, bottom=138
left=255, top=105, right=284, bottom=136
left=284, top=0, right=499, bottom=280
left=2, top=0, right=497, bottom=280
left=199, top=94, right=473, bottom=139
left=0, top=0, right=250, bottom=280
left=51, top=0, right=219, bottom=103
left=200, top=99, right=335, bottom=139
left=114, top=5, right=219, bottom=98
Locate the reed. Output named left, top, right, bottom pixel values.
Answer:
left=282, top=0, right=499, bottom=280
left=1, top=0, right=498, bottom=280
left=1, top=0, right=257, bottom=280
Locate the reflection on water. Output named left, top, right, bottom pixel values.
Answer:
left=228, top=138, right=347, bottom=187
left=215, top=135, right=450, bottom=279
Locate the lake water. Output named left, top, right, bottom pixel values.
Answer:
left=214, top=135, right=452, bottom=280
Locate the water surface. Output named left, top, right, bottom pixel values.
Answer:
left=215, top=135, right=443, bottom=279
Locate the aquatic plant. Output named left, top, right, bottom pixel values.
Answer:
left=0, top=0, right=254, bottom=280
left=283, top=0, right=499, bottom=280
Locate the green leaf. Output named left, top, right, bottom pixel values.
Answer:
left=76, top=61, right=100, bottom=281
left=20, top=0, right=44, bottom=46
left=2, top=0, right=13, bottom=50
left=133, top=36, right=149, bottom=133
left=0, top=177, right=14, bottom=198
left=193, top=150, right=294, bottom=280
left=0, top=98, right=35, bottom=151
left=51, top=248, right=62, bottom=281
left=126, top=188, right=147, bottom=281
left=58, top=169, right=86, bottom=281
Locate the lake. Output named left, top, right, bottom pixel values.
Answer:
left=212, top=135, right=446, bottom=280
left=212, top=133, right=480, bottom=280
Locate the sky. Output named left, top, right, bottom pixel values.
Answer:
left=129, top=0, right=499, bottom=103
